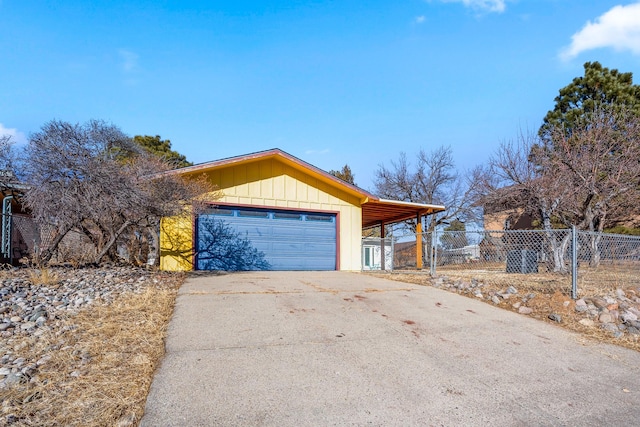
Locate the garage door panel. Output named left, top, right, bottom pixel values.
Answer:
left=196, top=207, right=337, bottom=271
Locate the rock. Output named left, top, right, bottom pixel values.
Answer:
left=579, top=319, right=595, bottom=327
left=4, top=372, right=21, bottom=385
left=21, top=363, right=37, bottom=376
left=491, top=296, right=501, bottom=305
left=575, top=305, right=588, bottom=313
left=10, top=316, right=22, bottom=323
left=599, top=313, right=613, bottom=323
left=512, top=302, right=522, bottom=309
left=563, top=301, right=571, bottom=308
left=616, top=289, right=626, bottom=299
left=591, top=298, right=608, bottom=309
left=36, top=355, right=52, bottom=366
left=575, top=298, right=587, bottom=307
left=601, top=323, right=622, bottom=337
left=506, top=286, right=518, bottom=295
left=28, top=311, right=45, bottom=322
left=116, top=412, right=137, bottom=427
left=0, top=323, right=10, bottom=331
left=518, top=306, right=533, bottom=315
left=621, top=311, right=638, bottom=323
left=0, top=367, right=10, bottom=376
left=20, top=321, right=36, bottom=331
left=627, top=327, right=640, bottom=335
left=548, top=313, right=562, bottom=323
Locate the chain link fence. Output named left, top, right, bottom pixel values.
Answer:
left=363, top=228, right=640, bottom=297
left=8, top=214, right=56, bottom=263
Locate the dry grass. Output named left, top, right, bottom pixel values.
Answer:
left=1, top=275, right=183, bottom=426
left=27, top=269, right=60, bottom=287
left=377, top=270, right=640, bottom=353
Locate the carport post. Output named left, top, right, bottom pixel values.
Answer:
left=416, top=213, right=423, bottom=270
left=380, top=222, right=385, bottom=271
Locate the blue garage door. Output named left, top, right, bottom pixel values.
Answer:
left=196, top=206, right=337, bottom=271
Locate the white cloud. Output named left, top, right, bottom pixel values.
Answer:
left=561, top=2, right=640, bottom=60
left=415, top=15, right=426, bottom=24
left=118, top=49, right=139, bottom=73
left=0, top=124, right=26, bottom=145
left=438, top=0, right=507, bottom=13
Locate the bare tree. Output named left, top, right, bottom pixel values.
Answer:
left=0, top=134, right=23, bottom=193
left=374, top=146, right=482, bottom=231
left=19, top=119, right=215, bottom=265
left=539, top=107, right=640, bottom=265
left=539, top=107, right=640, bottom=234
left=482, top=108, right=640, bottom=269
left=481, top=131, right=572, bottom=272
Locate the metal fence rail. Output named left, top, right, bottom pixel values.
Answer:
left=363, top=228, right=640, bottom=298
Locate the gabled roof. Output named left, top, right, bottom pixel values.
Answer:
left=175, top=148, right=374, bottom=200
left=171, top=148, right=445, bottom=227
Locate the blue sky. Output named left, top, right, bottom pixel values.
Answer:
left=2, top=0, right=640, bottom=191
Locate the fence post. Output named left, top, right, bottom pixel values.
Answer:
left=390, top=236, right=395, bottom=271
left=571, top=226, right=578, bottom=299
left=430, top=229, right=437, bottom=276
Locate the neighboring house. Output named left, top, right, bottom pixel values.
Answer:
left=361, top=237, right=393, bottom=270
left=440, top=245, right=480, bottom=264
left=482, top=190, right=640, bottom=232
left=0, top=173, right=36, bottom=264
left=159, top=149, right=445, bottom=271
left=393, top=240, right=418, bottom=269
left=484, top=207, right=535, bottom=231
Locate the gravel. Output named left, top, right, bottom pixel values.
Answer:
left=0, top=266, right=177, bottom=390
left=425, top=275, right=640, bottom=340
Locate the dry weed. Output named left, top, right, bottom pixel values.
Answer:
left=1, top=275, right=183, bottom=426
left=27, top=268, right=60, bottom=287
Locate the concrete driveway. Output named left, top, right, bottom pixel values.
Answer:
left=141, top=271, right=640, bottom=426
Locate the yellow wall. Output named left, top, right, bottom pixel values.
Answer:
left=160, top=157, right=363, bottom=271
left=159, top=212, right=194, bottom=271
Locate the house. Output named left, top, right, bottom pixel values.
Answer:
left=393, top=240, right=418, bottom=269
left=159, top=149, right=445, bottom=271
left=361, top=237, right=393, bottom=270
left=0, top=172, right=37, bottom=264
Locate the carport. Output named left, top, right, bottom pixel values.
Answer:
left=362, top=198, right=444, bottom=270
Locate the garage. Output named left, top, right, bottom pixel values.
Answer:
left=195, top=206, right=337, bottom=271
left=159, top=149, right=445, bottom=272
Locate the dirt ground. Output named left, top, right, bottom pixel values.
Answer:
left=370, top=269, right=640, bottom=353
